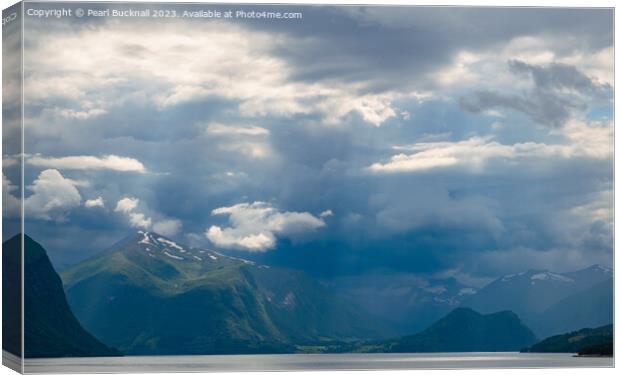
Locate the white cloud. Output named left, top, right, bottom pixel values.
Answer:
left=206, top=226, right=275, bottom=251
left=153, top=219, right=183, bottom=237
left=368, top=120, right=612, bottom=174
left=128, top=212, right=152, bottom=230
left=204, top=123, right=273, bottom=159
left=114, top=197, right=151, bottom=229
left=114, top=196, right=181, bottom=234
left=24, top=169, right=82, bottom=221
left=205, top=201, right=326, bottom=251
left=84, top=196, right=105, bottom=208
left=25, top=21, right=408, bottom=127
left=320, top=209, right=334, bottom=218
left=56, top=106, right=107, bottom=120
left=114, top=197, right=139, bottom=213
left=2, top=174, right=21, bottom=218
left=2, top=155, right=19, bottom=168
left=218, top=141, right=272, bottom=159
left=206, top=123, right=269, bottom=136
left=28, top=154, right=145, bottom=172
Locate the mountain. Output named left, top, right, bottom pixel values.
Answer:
left=2, top=234, right=22, bottom=356
left=381, top=307, right=536, bottom=353
left=522, top=324, right=612, bottom=355
left=327, top=273, right=477, bottom=335
left=61, top=231, right=387, bottom=355
left=2, top=234, right=120, bottom=358
left=532, top=278, right=613, bottom=338
left=460, top=266, right=612, bottom=336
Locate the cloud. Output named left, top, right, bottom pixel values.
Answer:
left=320, top=209, right=334, bottom=218
left=28, top=154, right=146, bottom=172
left=2, top=174, right=21, bottom=218
left=114, top=196, right=181, bottom=235
left=206, top=201, right=326, bottom=251
left=368, top=120, right=612, bottom=174
left=84, top=196, right=105, bottom=208
left=206, top=123, right=269, bottom=136
left=203, top=123, right=274, bottom=159
left=16, top=7, right=613, bottom=280
left=24, top=20, right=411, bottom=128
left=114, top=197, right=139, bottom=213
left=153, top=219, right=183, bottom=237
left=217, top=141, right=272, bottom=159
left=128, top=212, right=152, bottom=230
left=460, top=60, right=611, bottom=127
left=2, top=155, right=19, bottom=168
left=114, top=197, right=151, bottom=229
left=375, top=187, right=504, bottom=237
left=508, top=59, right=612, bottom=98
left=24, top=169, right=82, bottom=221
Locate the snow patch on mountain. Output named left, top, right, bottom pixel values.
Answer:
left=138, top=232, right=154, bottom=246
left=164, top=251, right=184, bottom=260
left=501, top=271, right=526, bottom=282
left=530, top=272, right=574, bottom=283
left=157, top=237, right=185, bottom=252
left=458, top=287, right=476, bottom=296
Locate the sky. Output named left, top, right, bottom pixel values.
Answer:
left=2, top=3, right=613, bottom=284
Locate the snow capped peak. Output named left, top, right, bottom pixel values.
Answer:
left=129, top=231, right=263, bottom=267
left=500, top=269, right=575, bottom=283
left=530, top=271, right=574, bottom=283
left=138, top=231, right=155, bottom=246
left=588, top=264, right=612, bottom=274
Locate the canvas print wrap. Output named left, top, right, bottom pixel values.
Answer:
left=1, top=1, right=614, bottom=373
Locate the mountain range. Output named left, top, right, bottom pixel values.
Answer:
left=6, top=230, right=613, bottom=357
left=2, top=234, right=119, bottom=358
left=328, top=273, right=476, bottom=335
left=460, top=266, right=613, bottom=338
left=61, top=231, right=388, bottom=355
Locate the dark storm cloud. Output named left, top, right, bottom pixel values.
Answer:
left=243, top=6, right=613, bottom=92
left=508, top=60, right=612, bottom=97
left=14, top=5, right=613, bottom=282
left=459, top=89, right=577, bottom=128
left=460, top=60, right=612, bottom=127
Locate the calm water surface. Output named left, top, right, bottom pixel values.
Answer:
left=21, top=352, right=613, bottom=373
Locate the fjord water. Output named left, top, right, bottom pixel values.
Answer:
left=23, top=353, right=612, bottom=373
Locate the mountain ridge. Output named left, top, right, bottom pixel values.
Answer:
left=61, top=231, right=389, bottom=355
left=2, top=234, right=120, bottom=358
left=459, top=264, right=613, bottom=337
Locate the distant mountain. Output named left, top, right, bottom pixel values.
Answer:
left=61, top=231, right=387, bottom=355
left=382, top=307, right=536, bottom=353
left=328, top=274, right=477, bottom=335
left=532, top=278, right=613, bottom=338
left=460, top=266, right=612, bottom=336
left=2, top=234, right=120, bottom=358
left=522, top=324, right=612, bottom=355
